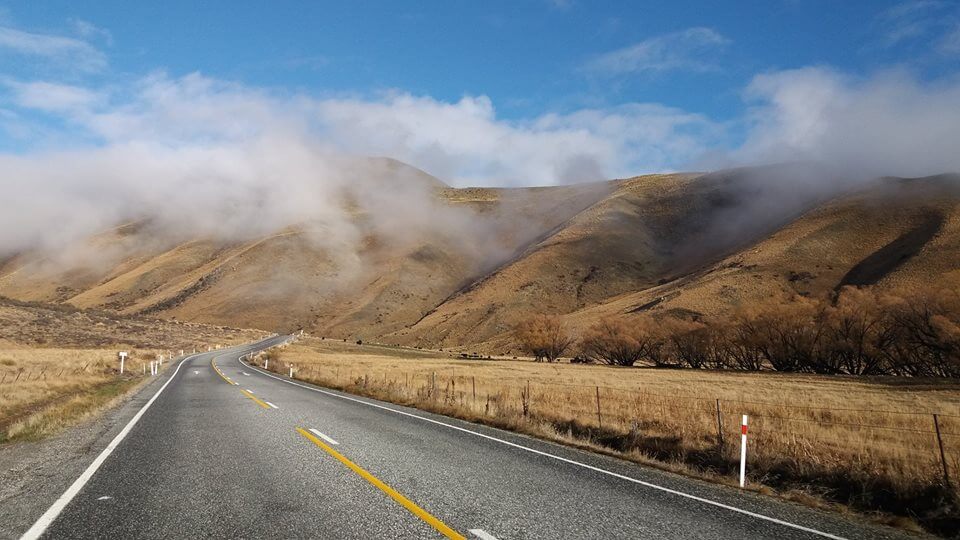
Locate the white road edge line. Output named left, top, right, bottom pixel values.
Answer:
left=246, top=389, right=255, bottom=393
left=240, top=357, right=846, bottom=540
left=265, top=401, right=279, bottom=409
left=308, top=428, right=339, bottom=445
left=22, top=339, right=283, bottom=540
left=469, top=529, right=499, bottom=540
left=21, top=353, right=200, bottom=540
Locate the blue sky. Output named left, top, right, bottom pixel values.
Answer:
left=1, top=1, right=959, bottom=185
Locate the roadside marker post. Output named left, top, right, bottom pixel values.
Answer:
left=118, top=352, right=128, bottom=374
left=739, top=415, right=748, bottom=487
left=289, top=365, right=294, bottom=378
left=264, top=358, right=269, bottom=370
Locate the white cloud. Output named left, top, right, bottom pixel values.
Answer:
left=6, top=80, right=102, bottom=113
left=877, top=1, right=947, bottom=46
left=0, top=72, right=724, bottom=260
left=69, top=19, right=113, bottom=46
left=585, top=27, right=730, bottom=76
left=874, top=0, right=960, bottom=57
left=0, top=25, right=106, bottom=72
left=311, top=92, right=718, bottom=184
left=6, top=73, right=719, bottom=186
left=735, top=67, right=960, bottom=179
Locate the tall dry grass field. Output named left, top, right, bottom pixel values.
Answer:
left=0, top=347, right=172, bottom=442
left=261, top=337, right=960, bottom=533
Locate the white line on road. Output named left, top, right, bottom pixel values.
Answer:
left=240, top=357, right=846, bottom=540
left=246, top=389, right=254, bottom=393
left=242, top=372, right=250, bottom=376
left=469, top=529, right=499, bottom=540
left=265, top=401, right=279, bottom=409
left=308, top=428, right=339, bottom=445
left=22, top=352, right=201, bottom=540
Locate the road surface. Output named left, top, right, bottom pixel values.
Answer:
left=20, top=337, right=910, bottom=539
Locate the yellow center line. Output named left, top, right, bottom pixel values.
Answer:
left=241, top=389, right=271, bottom=409
left=211, top=358, right=237, bottom=385
left=296, top=427, right=465, bottom=540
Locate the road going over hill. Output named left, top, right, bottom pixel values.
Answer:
left=22, top=337, right=909, bottom=540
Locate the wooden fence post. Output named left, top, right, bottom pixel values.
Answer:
left=934, top=414, right=951, bottom=489
left=595, top=386, right=603, bottom=429
left=716, top=399, right=724, bottom=449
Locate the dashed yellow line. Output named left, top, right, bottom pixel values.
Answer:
left=211, top=357, right=237, bottom=385
left=296, top=427, right=465, bottom=540
left=241, top=389, right=271, bottom=409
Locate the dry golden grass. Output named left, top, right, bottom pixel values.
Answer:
left=0, top=348, right=171, bottom=442
left=260, top=337, right=960, bottom=533
left=0, top=296, right=267, bottom=443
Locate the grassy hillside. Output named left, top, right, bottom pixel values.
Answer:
left=1, top=163, right=958, bottom=355
left=562, top=174, right=960, bottom=338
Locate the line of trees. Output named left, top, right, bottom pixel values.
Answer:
left=514, top=281, right=960, bottom=377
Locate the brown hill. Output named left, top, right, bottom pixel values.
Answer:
left=559, top=174, right=960, bottom=341
left=1, top=162, right=958, bottom=354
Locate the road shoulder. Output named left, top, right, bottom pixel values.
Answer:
left=0, top=368, right=174, bottom=539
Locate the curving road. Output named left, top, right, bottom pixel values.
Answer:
left=20, top=337, right=910, bottom=539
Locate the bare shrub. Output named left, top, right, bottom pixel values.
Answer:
left=580, top=316, right=661, bottom=366
left=661, top=318, right=724, bottom=369
left=821, top=286, right=889, bottom=375
left=513, top=315, right=575, bottom=362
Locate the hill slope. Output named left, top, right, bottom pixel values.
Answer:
left=1, top=162, right=958, bottom=353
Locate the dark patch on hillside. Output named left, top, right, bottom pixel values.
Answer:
left=838, top=210, right=945, bottom=289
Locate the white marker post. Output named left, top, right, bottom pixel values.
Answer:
left=289, top=365, right=294, bottom=378
left=264, top=358, right=269, bottom=370
left=739, top=414, right=748, bottom=487
left=118, top=352, right=128, bottom=374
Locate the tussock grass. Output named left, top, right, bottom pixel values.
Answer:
left=262, top=337, right=960, bottom=536
left=0, top=348, right=168, bottom=443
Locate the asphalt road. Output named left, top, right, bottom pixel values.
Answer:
left=21, top=337, right=913, bottom=539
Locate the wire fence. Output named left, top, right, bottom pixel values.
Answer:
left=258, top=357, right=960, bottom=497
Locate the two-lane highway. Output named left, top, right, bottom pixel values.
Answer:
left=22, top=337, right=911, bottom=539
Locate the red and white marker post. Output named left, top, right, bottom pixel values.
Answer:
left=739, top=414, right=748, bottom=487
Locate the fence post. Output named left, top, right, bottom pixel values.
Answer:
left=934, top=414, right=951, bottom=489
left=595, top=386, right=603, bottom=429
left=472, top=376, right=476, bottom=403
left=716, top=399, right=724, bottom=449
left=739, top=414, right=749, bottom=487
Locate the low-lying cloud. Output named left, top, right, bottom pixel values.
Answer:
left=1, top=57, right=959, bottom=274
left=733, top=67, right=960, bottom=180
